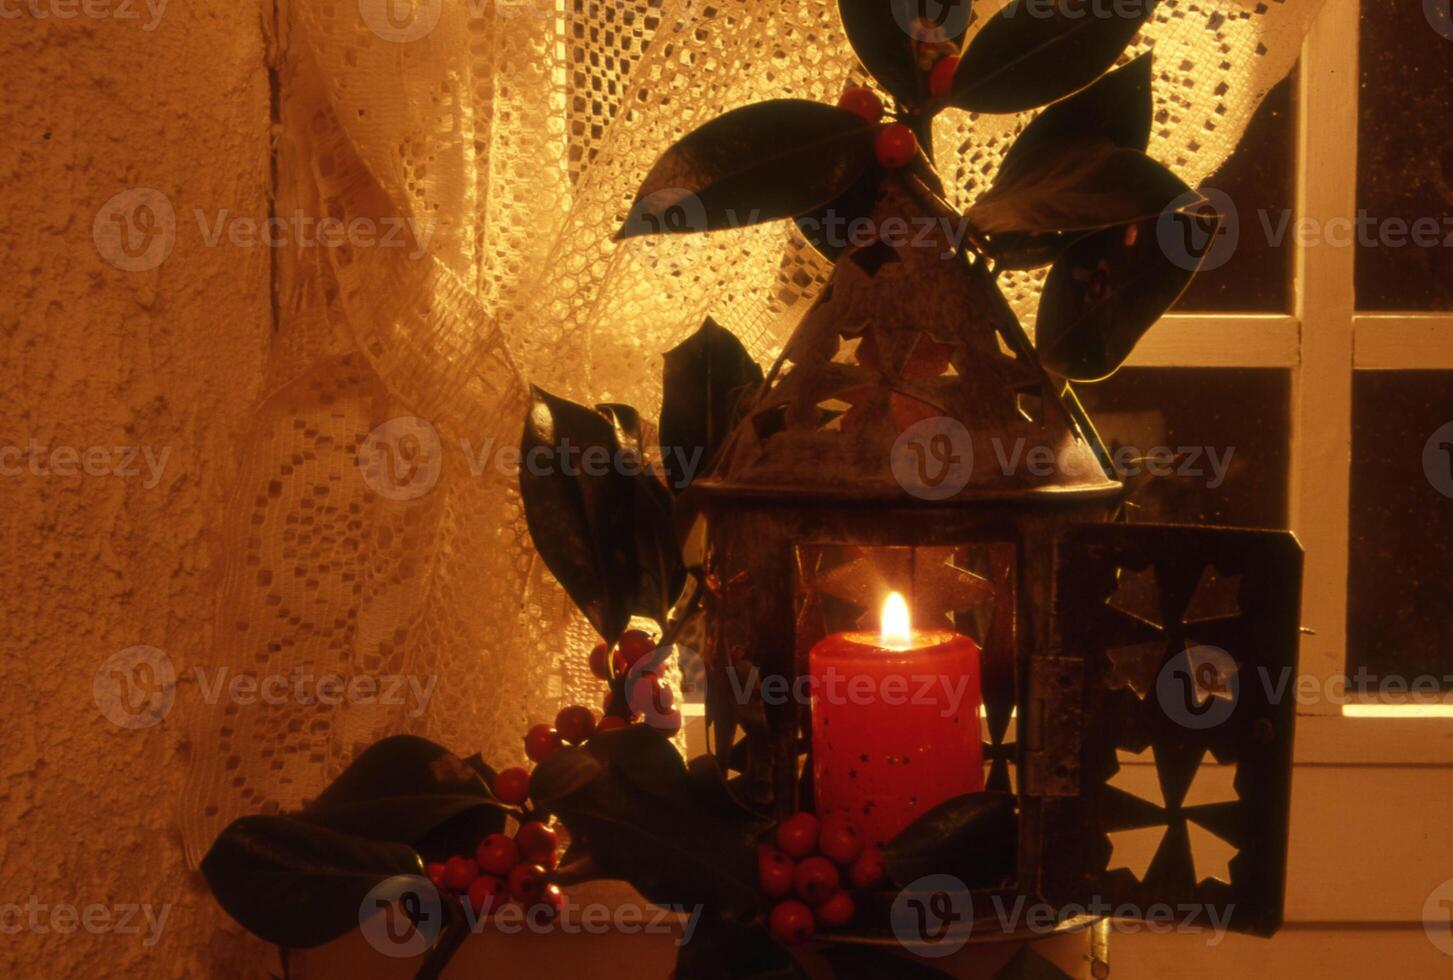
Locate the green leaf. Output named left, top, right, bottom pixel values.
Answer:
left=659, top=318, right=764, bottom=493
left=520, top=388, right=685, bottom=639
left=883, top=792, right=1018, bottom=889
left=201, top=815, right=425, bottom=949
left=996, top=53, right=1154, bottom=190
left=950, top=0, right=1157, bottom=114
left=535, top=733, right=768, bottom=917
left=1036, top=210, right=1216, bottom=380
left=838, top=0, right=973, bottom=107
left=617, top=100, right=877, bottom=240
left=967, top=138, right=1189, bottom=237
left=299, top=736, right=508, bottom=863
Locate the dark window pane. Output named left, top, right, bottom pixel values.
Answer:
left=1174, top=74, right=1297, bottom=314
left=1356, top=0, right=1453, bottom=311
left=1075, top=368, right=1290, bottom=529
left=1347, top=371, right=1453, bottom=692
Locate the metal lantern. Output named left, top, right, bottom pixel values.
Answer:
left=690, top=172, right=1302, bottom=938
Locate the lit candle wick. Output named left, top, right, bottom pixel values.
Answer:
left=880, top=592, right=912, bottom=650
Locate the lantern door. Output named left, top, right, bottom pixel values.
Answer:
left=1031, top=523, right=1302, bottom=937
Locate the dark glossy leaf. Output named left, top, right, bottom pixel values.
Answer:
left=617, top=101, right=876, bottom=240
left=794, top=162, right=884, bottom=263
left=521, top=388, right=685, bottom=638
left=819, top=945, right=956, bottom=979
left=996, top=53, right=1154, bottom=192
left=201, top=815, right=424, bottom=949
left=967, top=138, right=1189, bottom=237
left=950, top=0, right=1157, bottom=114
left=986, top=229, right=1080, bottom=271
left=300, top=736, right=507, bottom=863
left=530, top=746, right=607, bottom=805
left=660, top=318, right=764, bottom=492
left=595, top=403, right=648, bottom=460
left=1037, top=211, right=1217, bottom=380
left=538, top=735, right=766, bottom=916
left=521, top=387, right=633, bottom=639
left=687, top=753, right=770, bottom=822
left=838, top=0, right=973, bottom=106
left=883, top=792, right=1018, bottom=889
left=677, top=919, right=806, bottom=980
left=630, top=467, right=687, bottom=625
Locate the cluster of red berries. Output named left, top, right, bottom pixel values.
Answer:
left=835, top=56, right=961, bottom=171
left=425, top=819, right=564, bottom=921
left=506, top=630, right=680, bottom=787
left=758, top=812, right=886, bottom=945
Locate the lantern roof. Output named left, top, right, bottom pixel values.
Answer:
left=701, top=172, right=1121, bottom=503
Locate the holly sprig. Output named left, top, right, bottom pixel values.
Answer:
left=619, top=0, right=1215, bottom=385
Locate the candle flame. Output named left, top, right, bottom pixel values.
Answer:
left=881, top=592, right=912, bottom=649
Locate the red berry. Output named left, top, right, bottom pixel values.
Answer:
left=425, top=862, right=447, bottom=891
left=794, top=856, right=840, bottom=906
left=555, top=705, right=597, bottom=745
left=818, top=817, right=863, bottom=866
left=596, top=714, right=629, bottom=734
left=524, top=724, right=563, bottom=762
left=816, top=890, right=856, bottom=929
left=848, top=845, right=886, bottom=890
left=466, top=875, right=508, bottom=917
left=493, top=767, right=531, bottom=806
left=443, top=855, right=480, bottom=893
left=515, top=821, right=559, bottom=864
left=589, top=642, right=612, bottom=680
left=837, top=86, right=884, bottom=123
left=507, top=862, right=549, bottom=903
left=758, top=847, right=796, bottom=898
left=929, top=55, right=960, bottom=100
left=475, top=833, right=518, bottom=876
left=613, top=629, right=656, bottom=673
left=768, top=899, right=815, bottom=945
left=775, top=813, right=820, bottom=858
left=875, top=124, right=918, bottom=169
left=531, top=883, right=566, bottom=920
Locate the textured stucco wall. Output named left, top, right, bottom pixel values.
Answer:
left=0, top=1, right=273, bottom=976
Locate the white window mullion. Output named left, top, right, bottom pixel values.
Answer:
left=1290, top=0, right=1360, bottom=715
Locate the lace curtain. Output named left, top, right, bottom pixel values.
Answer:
left=180, top=0, right=1324, bottom=863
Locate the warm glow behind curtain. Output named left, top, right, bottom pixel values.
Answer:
left=180, top=0, right=1323, bottom=863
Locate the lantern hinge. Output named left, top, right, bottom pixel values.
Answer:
left=1024, top=654, right=1084, bottom=798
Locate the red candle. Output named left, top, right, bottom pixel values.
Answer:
left=809, top=593, right=983, bottom=847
